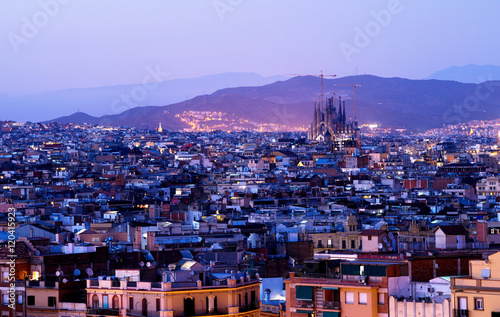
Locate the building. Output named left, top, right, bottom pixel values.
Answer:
left=476, top=176, right=500, bottom=196
left=450, top=251, right=500, bottom=317
left=86, top=267, right=261, bottom=317
left=25, top=280, right=87, bottom=317
left=307, top=96, right=360, bottom=152
left=284, top=259, right=409, bottom=317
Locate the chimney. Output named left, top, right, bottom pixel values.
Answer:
left=265, top=289, right=271, bottom=303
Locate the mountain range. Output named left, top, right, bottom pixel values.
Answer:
left=426, top=64, right=500, bottom=83
left=0, top=73, right=286, bottom=122
left=47, top=75, right=500, bottom=132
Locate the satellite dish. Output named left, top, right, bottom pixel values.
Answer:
left=86, top=268, right=94, bottom=277
left=62, top=278, right=68, bottom=283
left=434, top=263, right=439, bottom=269
left=383, top=237, right=388, bottom=243
left=140, top=261, right=145, bottom=267
left=56, top=270, right=63, bottom=277
left=35, top=249, right=41, bottom=256
left=389, top=232, right=394, bottom=240
left=378, top=243, right=384, bottom=249
left=388, top=246, right=393, bottom=252
left=382, top=246, right=386, bottom=252
left=74, top=269, right=81, bottom=277
left=152, top=261, right=157, bottom=267
left=399, top=253, right=404, bottom=259
left=146, top=262, right=151, bottom=268
left=190, top=271, right=195, bottom=276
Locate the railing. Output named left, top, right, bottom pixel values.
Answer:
left=87, top=307, right=120, bottom=316
left=453, top=309, right=469, bottom=317
left=128, top=281, right=137, bottom=287
left=322, top=301, right=340, bottom=310
left=111, top=280, right=121, bottom=287
left=90, top=279, right=99, bottom=286
left=151, top=282, right=162, bottom=289
left=296, top=300, right=314, bottom=308
left=128, top=310, right=160, bottom=317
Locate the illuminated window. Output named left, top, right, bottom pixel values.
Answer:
left=359, top=293, right=367, bottom=305
left=474, top=298, right=483, bottom=310
left=32, top=271, right=40, bottom=280
left=345, top=292, right=354, bottom=304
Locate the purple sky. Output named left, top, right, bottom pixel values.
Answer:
left=1, top=0, right=499, bottom=95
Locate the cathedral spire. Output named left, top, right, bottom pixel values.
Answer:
left=313, top=101, right=318, bottom=138
left=338, top=96, right=342, bottom=121
left=343, top=101, right=346, bottom=124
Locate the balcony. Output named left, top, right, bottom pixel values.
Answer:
left=296, top=300, right=314, bottom=309
left=453, top=309, right=469, bottom=317
left=322, top=301, right=340, bottom=310
left=87, top=307, right=120, bottom=316
left=127, top=310, right=161, bottom=317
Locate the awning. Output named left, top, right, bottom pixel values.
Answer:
left=296, top=310, right=313, bottom=314
left=323, top=312, right=340, bottom=317
left=296, top=286, right=314, bottom=301
left=322, top=287, right=339, bottom=290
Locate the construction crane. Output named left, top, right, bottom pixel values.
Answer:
left=286, top=71, right=336, bottom=110
left=333, top=83, right=361, bottom=123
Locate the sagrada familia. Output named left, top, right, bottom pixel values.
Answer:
left=307, top=95, right=360, bottom=152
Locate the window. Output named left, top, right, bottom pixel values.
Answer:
left=92, top=237, right=100, bottom=242
left=368, top=236, right=372, bottom=240
left=317, top=240, right=323, bottom=248
left=17, top=295, right=22, bottom=304
left=156, top=298, right=161, bottom=312
left=102, top=295, right=108, bottom=309
left=327, top=239, right=332, bottom=247
left=345, top=292, right=354, bottom=304
left=27, top=296, right=35, bottom=306
left=458, top=297, right=467, bottom=310
left=481, top=269, right=490, bottom=278
left=351, top=240, right=355, bottom=249
left=2, top=270, right=8, bottom=282
left=129, top=297, right=134, bottom=310
left=378, top=293, right=385, bottom=305
left=474, top=298, right=483, bottom=310
left=48, top=296, right=56, bottom=307
left=2, top=295, right=8, bottom=305
left=359, top=293, right=367, bottom=305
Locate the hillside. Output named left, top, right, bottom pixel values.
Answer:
left=47, top=75, right=500, bottom=132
